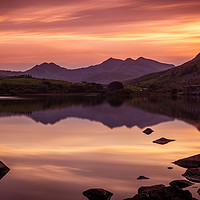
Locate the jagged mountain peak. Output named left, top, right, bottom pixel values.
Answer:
left=125, top=58, right=135, bottom=62
left=136, top=56, right=145, bottom=60
left=26, top=62, right=65, bottom=73
left=136, top=56, right=157, bottom=62
left=102, top=57, right=123, bottom=64
left=34, top=62, right=60, bottom=68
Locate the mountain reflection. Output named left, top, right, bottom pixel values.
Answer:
left=0, top=95, right=199, bottom=129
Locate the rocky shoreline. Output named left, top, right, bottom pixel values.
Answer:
left=82, top=132, right=200, bottom=200
left=83, top=183, right=197, bottom=200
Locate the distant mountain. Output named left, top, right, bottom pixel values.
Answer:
left=0, top=57, right=174, bottom=84
left=125, top=53, right=200, bottom=87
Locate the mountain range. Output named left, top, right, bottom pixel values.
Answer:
left=0, top=57, right=174, bottom=84
left=125, top=53, right=200, bottom=87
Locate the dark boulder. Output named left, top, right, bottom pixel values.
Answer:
left=83, top=188, right=113, bottom=200
left=124, top=184, right=197, bottom=200
left=153, top=137, right=175, bottom=145
left=169, top=180, right=194, bottom=188
left=197, top=188, right=200, bottom=195
left=182, top=168, right=200, bottom=183
left=143, top=128, right=154, bottom=135
left=138, top=184, right=165, bottom=194
left=173, top=154, right=200, bottom=168
left=0, top=161, right=10, bottom=180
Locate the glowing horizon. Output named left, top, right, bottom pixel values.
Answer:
left=0, top=0, right=200, bottom=70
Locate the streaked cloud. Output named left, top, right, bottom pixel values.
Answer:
left=0, top=0, right=200, bottom=69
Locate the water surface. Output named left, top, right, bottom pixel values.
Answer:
left=0, top=96, right=200, bottom=199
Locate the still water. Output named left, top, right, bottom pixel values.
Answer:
left=0, top=95, right=199, bottom=199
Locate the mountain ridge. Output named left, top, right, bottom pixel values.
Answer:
left=0, top=57, right=174, bottom=84
left=125, top=53, right=200, bottom=89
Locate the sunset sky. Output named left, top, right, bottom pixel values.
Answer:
left=0, top=0, right=200, bottom=70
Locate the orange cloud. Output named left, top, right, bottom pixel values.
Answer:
left=0, top=0, right=200, bottom=70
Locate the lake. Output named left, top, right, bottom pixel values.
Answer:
left=0, top=95, right=199, bottom=199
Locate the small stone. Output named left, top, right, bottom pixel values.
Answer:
left=153, top=137, right=175, bottom=145
left=137, top=176, right=149, bottom=180
left=169, top=180, right=194, bottom=188
left=83, top=188, right=113, bottom=200
left=168, top=167, right=173, bottom=170
left=143, top=128, right=154, bottom=135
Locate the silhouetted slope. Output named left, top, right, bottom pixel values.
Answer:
left=25, top=62, right=69, bottom=80
left=0, top=57, right=174, bottom=84
left=126, top=53, right=200, bottom=87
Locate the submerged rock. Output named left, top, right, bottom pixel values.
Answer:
left=143, top=128, right=154, bottom=135
left=182, top=168, right=200, bottom=183
left=137, top=176, right=149, bottom=180
left=83, top=188, right=113, bottom=200
left=173, top=154, right=200, bottom=168
left=124, top=184, right=197, bottom=200
left=0, top=161, right=10, bottom=180
left=169, top=180, right=194, bottom=188
left=153, top=137, right=175, bottom=145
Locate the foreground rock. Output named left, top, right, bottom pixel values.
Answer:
left=137, top=176, right=149, bottom=180
left=143, top=128, right=154, bottom=135
left=182, top=168, right=200, bottom=183
left=169, top=180, right=194, bottom=188
left=197, top=188, right=200, bottom=195
left=173, top=154, right=200, bottom=168
left=83, top=188, right=113, bottom=200
left=124, top=184, right=197, bottom=200
left=153, top=137, right=175, bottom=145
left=0, top=161, right=10, bottom=180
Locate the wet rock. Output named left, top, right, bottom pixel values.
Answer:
left=153, top=137, right=175, bottom=145
left=197, top=188, right=200, bottom=195
left=0, top=161, right=10, bottom=180
left=162, top=186, right=196, bottom=200
left=137, top=176, right=149, bottom=180
left=182, top=168, right=200, bottom=183
left=138, top=184, right=165, bottom=194
left=169, top=180, right=194, bottom=188
left=124, top=184, right=165, bottom=200
left=173, top=154, right=200, bottom=168
left=167, top=167, right=173, bottom=170
left=83, top=188, right=113, bottom=200
left=124, top=184, right=197, bottom=200
left=143, top=128, right=154, bottom=135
